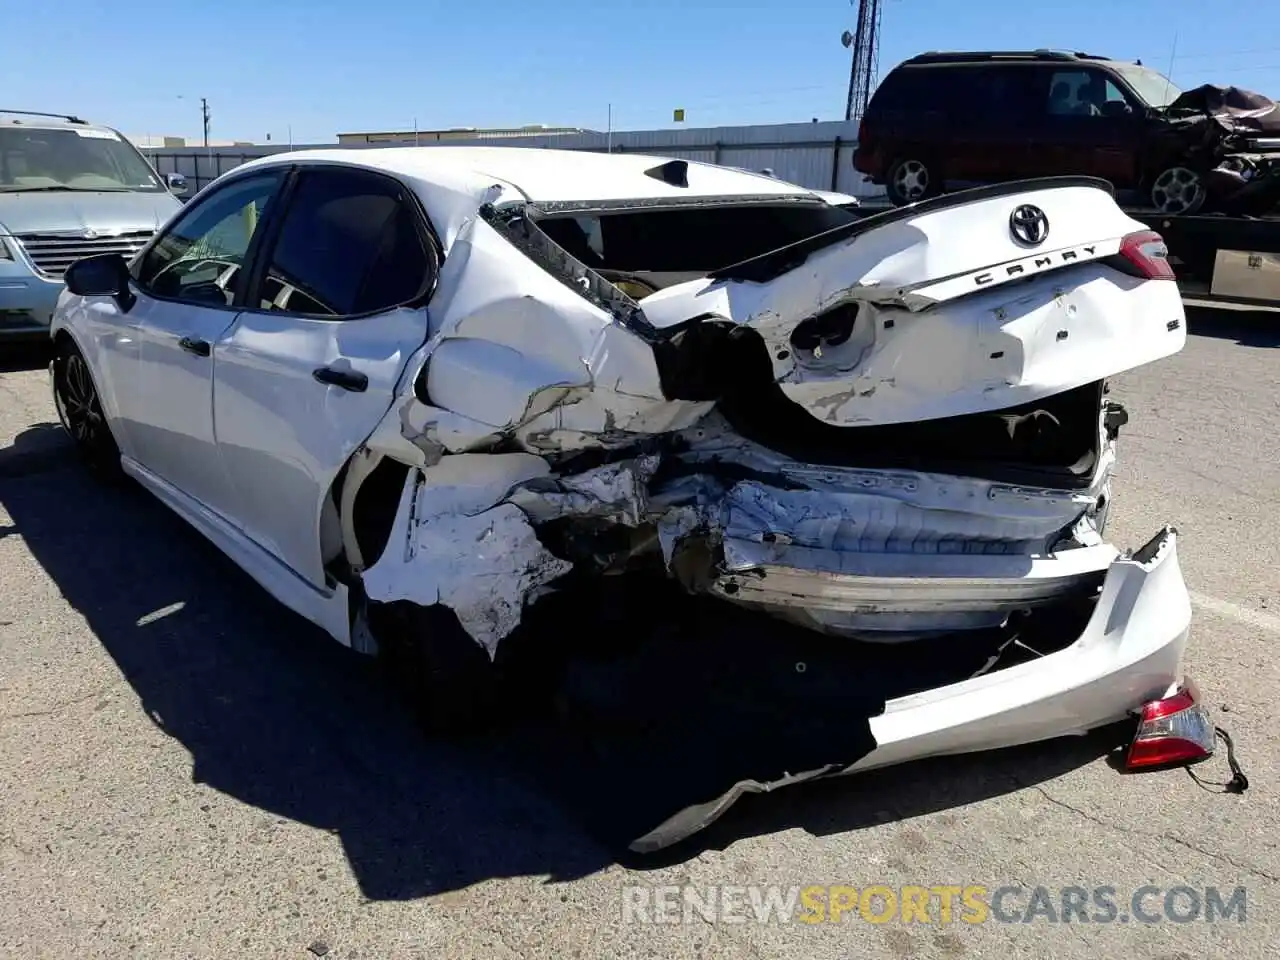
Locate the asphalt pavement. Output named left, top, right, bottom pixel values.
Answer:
left=1, top=308, right=1277, bottom=959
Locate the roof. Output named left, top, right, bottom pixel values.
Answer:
left=902, top=50, right=1119, bottom=66
left=243, top=145, right=818, bottom=204
left=0, top=109, right=95, bottom=129
left=231, top=146, right=825, bottom=255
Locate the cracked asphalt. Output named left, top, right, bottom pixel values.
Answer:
left=1, top=307, right=1278, bottom=959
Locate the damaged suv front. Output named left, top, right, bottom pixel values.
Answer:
left=351, top=165, right=1192, bottom=846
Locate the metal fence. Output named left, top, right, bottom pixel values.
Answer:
left=141, top=119, right=887, bottom=200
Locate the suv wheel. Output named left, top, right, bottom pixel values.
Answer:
left=1150, top=167, right=1206, bottom=215
left=886, top=158, right=937, bottom=206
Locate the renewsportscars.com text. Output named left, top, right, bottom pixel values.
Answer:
left=621, top=884, right=1247, bottom=925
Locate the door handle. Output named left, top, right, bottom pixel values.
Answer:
left=312, top=366, right=369, bottom=393
left=179, top=336, right=211, bottom=357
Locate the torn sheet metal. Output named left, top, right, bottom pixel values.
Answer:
left=503, top=453, right=662, bottom=525
left=361, top=454, right=572, bottom=657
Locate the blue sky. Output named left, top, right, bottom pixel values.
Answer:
left=10, top=0, right=1280, bottom=143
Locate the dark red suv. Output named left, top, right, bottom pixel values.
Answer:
left=853, top=50, right=1204, bottom=210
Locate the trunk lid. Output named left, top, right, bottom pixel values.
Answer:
left=639, top=177, right=1186, bottom=427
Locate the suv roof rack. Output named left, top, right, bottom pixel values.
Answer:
left=0, top=108, right=87, bottom=125
left=905, top=50, right=1113, bottom=65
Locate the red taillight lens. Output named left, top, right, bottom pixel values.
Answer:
left=1125, top=680, right=1216, bottom=770
left=1119, top=230, right=1176, bottom=280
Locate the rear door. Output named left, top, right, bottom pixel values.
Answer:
left=211, top=165, right=438, bottom=587
left=921, top=65, right=1037, bottom=187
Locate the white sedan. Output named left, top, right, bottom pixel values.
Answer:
left=49, top=147, right=1216, bottom=851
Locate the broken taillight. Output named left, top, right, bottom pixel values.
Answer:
left=1118, top=230, right=1177, bottom=280
left=1125, top=680, right=1216, bottom=770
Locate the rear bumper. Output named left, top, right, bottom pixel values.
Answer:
left=630, top=526, right=1190, bottom=852
left=848, top=525, right=1189, bottom=769
left=713, top=539, right=1117, bottom=628
left=851, top=146, right=879, bottom=178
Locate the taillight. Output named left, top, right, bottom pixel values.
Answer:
left=1118, top=230, right=1176, bottom=280
left=1125, top=680, right=1216, bottom=770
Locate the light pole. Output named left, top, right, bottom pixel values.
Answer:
left=175, top=95, right=210, bottom=146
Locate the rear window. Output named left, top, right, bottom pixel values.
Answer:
left=537, top=202, right=857, bottom=274
left=868, top=68, right=931, bottom=112
left=870, top=64, right=1041, bottom=121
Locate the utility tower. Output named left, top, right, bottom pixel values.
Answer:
left=841, top=0, right=883, bottom=123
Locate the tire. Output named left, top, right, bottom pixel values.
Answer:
left=51, top=336, right=124, bottom=482
left=369, top=600, right=501, bottom=736
left=1149, top=166, right=1206, bottom=215
left=885, top=158, right=939, bottom=206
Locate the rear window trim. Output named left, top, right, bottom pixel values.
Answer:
left=521, top=193, right=831, bottom=218
left=708, top=176, right=1117, bottom=284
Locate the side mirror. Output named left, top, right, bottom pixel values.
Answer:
left=165, top=172, right=189, bottom=196
left=65, top=253, right=135, bottom=310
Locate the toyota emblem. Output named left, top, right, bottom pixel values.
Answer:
left=1009, top=205, right=1049, bottom=246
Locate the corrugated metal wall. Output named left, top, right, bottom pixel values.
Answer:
left=142, top=120, right=886, bottom=200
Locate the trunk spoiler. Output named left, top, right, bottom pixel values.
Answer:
left=707, top=176, right=1117, bottom=284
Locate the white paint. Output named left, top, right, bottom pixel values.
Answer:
left=361, top=456, right=571, bottom=656
left=212, top=305, right=427, bottom=588
left=639, top=183, right=1185, bottom=427
left=1189, top=591, right=1280, bottom=634
left=75, top=128, right=120, bottom=140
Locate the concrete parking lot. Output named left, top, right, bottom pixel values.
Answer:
left=1, top=308, right=1278, bottom=959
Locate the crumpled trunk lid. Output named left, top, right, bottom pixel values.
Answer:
left=638, top=178, right=1185, bottom=428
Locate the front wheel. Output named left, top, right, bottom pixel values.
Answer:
left=885, top=158, right=938, bottom=206
left=51, top=337, right=124, bottom=481
left=1150, top=167, right=1206, bottom=215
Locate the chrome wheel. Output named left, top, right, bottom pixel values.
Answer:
left=892, top=160, right=930, bottom=202
left=1151, top=167, right=1206, bottom=215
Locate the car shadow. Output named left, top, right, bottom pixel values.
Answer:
left=0, top=422, right=71, bottom=479
left=0, top=341, right=52, bottom=374
left=1, top=429, right=1120, bottom=900
left=1184, top=304, right=1280, bottom=347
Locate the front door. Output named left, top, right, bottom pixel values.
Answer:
left=212, top=165, right=438, bottom=587
left=122, top=170, right=287, bottom=517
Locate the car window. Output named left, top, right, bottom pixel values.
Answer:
left=134, top=171, right=284, bottom=306
left=0, top=126, right=164, bottom=193
left=256, top=168, right=433, bottom=317
left=1044, top=69, right=1127, bottom=118
left=868, top=68, right=929, bottom=112
left=972, top=66, right=1040, bottom=122
left=925, top=68, right=983, bottom=119
left=1111, top=64, right=1181, bottom=107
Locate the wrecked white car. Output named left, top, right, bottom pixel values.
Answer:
left=50, top=147, right=1214, bottom=851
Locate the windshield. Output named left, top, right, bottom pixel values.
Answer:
left=0, top=126, right=163, bottom=192
left=1112, top=64, right=1183, bottom=107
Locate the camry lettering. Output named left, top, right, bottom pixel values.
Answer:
left=974, top=246, right=1098, bottom=286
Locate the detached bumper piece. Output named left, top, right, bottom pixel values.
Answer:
left=711, top=539, right=1115, bottom=633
